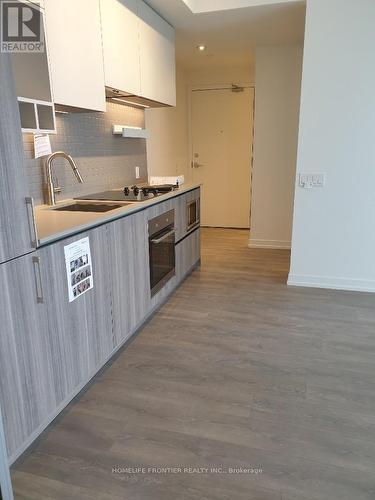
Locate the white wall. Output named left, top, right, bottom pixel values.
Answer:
left=288, top=0, right=375, bottom=292
left=145, top=67, right=190, bottom=181
left=249, top=46, right=303, bottom=249
left=186, top=66, right=254, bottom=87
left=182, top=0, right=300, bottom=13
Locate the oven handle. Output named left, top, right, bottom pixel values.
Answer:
left=151, top=228, right=176, bottom=244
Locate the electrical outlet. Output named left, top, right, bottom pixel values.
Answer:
left=135, top=166, right=140, bottom=179
left=299, top=173, right=325, bottom=189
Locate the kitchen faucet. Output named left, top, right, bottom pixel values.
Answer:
left=46, top=151, right=84, bottom=206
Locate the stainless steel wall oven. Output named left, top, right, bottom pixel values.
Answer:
left=148, top=210, right=175, bottom=296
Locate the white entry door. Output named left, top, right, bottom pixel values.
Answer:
left=191, top=86, right=254, bottom=228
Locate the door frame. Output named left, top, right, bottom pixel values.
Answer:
left=0, top=407, right=13, bottom=500
left=187, top=82, right=256, bottom=227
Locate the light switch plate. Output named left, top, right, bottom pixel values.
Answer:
left=299, top=173, right=325, bottom=188
left=135, top=166, right=140, bottom=179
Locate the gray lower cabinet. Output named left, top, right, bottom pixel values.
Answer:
left=0, top=54, right=35, bottom=264
left=176, top=228, right=201, bottom=281
left=0, top=193, right=201, bottom=464
left=0, top=252, right=56, bottom=460
left=107, top=211, right=151, bottom=346
left=141, top=191, right=200, bottom=309
left=0, top=225, right=114, bottom=461
left=0, top=406, right=13, bottom=500
left=37, top=225, right=114, bottom=405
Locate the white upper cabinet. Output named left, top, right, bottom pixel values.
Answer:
left=10, top=4, right=56, bottom=133
left=138, top=0, right=176, bottom=106
left=44, top=0, right=106, bottom=111
left=100, top=0, right=141, bottom=96
left=43, top=0, right=175, bottom=109
left=100, top=0, right=176, bottom=106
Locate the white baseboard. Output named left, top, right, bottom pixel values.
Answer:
left=288, top=274, right=375, bottom=293
left=248, top=238, right=291, bottom=250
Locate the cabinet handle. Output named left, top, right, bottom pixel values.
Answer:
left=25, top=197, right=39, bottom=248
left=32, top=256, right=44, bottom=304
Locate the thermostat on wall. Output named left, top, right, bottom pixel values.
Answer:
left=299, top=173, right=325, bottom=188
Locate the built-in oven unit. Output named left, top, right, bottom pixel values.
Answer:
left=186, top=197, right=200, bottom=232
left=149, top=210, right=176, bottom=297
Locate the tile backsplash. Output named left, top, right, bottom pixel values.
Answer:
left=24, top=101, right=148, bottom=205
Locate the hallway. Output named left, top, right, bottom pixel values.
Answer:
left=11, top=229, right=375, bottom=500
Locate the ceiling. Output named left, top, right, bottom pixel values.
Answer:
left=146, top=0, right=306, bottom=70
left=181, top=0, right=302, bottom=14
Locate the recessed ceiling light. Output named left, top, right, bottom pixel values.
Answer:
left=197, top=44, right=206, bottom=51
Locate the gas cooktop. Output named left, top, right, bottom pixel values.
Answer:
left=75, top=184, right=179, bottom=203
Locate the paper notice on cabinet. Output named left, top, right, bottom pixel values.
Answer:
left=64, top=237, right=94, bottom=302
left=34, top=134, right=52, bottom=158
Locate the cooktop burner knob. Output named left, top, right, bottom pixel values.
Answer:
left=123, top=186, right=130, bottom=196
left=133, top=186, right=139, bottom=196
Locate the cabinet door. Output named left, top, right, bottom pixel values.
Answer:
left=0, top=406, right=13, bottom=500
left=0, top=54, right=35, bottom=264
left=10, top=5, right=56, bottom=133
left=138, top=0, right=176, bottom=106
left=10, top=4, right=50, bottom=102
left=38, top=226, right=114, bottom=405
left=0, top=253, right=56, bottom=460
left=107, top=211, right=151, bottom=346
left=176, top=228, right=201, bottom=282
left=11, top=54, right=51, bottom=103
left=100, top=0, right=141, bottom=95
left=45, top=0, right=106, bottom=111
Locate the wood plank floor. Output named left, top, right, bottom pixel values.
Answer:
left=11, top=228, right=375, bottom=500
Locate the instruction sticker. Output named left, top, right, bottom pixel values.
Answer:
left=64, top=237, right=93, bottom=302
left=34, top=134, right=52, bottom=158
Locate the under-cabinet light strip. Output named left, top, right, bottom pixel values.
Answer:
left=110, top=97, right=150, bottom=109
